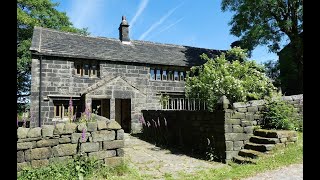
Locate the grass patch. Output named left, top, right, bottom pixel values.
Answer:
left=17, top=158, right=144, bottom=180
left=177, top=132, right=303, bottom=180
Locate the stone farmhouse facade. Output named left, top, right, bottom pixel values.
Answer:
left=30, top=16, right=223, bottom=133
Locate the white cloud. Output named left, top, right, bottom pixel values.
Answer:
left=139, top=3, right=184, bottom=40
left=130, top=0, right=149, bottom=31
left=147, top=17, right=184, bottom=40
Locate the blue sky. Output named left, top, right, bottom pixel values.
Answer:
left=53, top=0, right=280, bottom=64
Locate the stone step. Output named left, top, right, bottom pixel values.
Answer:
left=254, top=129, right=279, bottom=138
left=244, top=142, right=275, bottom=152
left=238, top=149, right=263, bottom=159
left=233, top=155, right=257, bottom=164
left=250, top=136, right=280, bottom=144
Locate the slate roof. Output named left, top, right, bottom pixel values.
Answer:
left=30, top=27, right=224, bottom=67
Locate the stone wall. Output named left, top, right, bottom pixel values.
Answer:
left=141, top=94, right=303, bottom=162
left=17, top=120, right=124, bottom=171
left=224, top=94, right=303, bottom=160
left=31, top=56, right=186, bottom=133
left=141, top=110, right=226, bottom=160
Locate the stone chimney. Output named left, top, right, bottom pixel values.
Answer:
left=119, top=16, right=130, bottom=43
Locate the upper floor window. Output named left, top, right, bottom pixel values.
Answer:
left=75, top=60, right=100, bottom=77
left=149, top=67, right=185, bottom=81
left=150, top=68, right=155, bottom=80
left=162, top=70, right=167, bottom=81
left=156, top=69, right=161, bottom=80
left=174, top=71, right=179, bottom=81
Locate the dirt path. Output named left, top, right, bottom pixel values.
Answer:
left=123, top=133, right=226, bottom=179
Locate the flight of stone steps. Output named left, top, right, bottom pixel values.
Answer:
left=233, top=129, right=297, bottom=164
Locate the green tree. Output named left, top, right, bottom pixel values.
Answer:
left=263, top=59, right=281, bottom=88
left=221, top=0, right=303, bottom=93
left=17, top=0, right=89, bottom=112
left=186, top=47, right=276, bottom=111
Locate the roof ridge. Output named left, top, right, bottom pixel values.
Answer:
left=34, top=26, right=121, bottom=42
left=34, top=26, right=222, bottom=51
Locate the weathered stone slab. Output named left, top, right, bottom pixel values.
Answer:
left=241, top=121, right=253, bottom=126
left=117, top=148, right=124, bottom=157
left=226, top=151, right=238, bottom=160
left=87, top=122, right=97, bottom=132
left=49, top=156, right=72, bottom=164
left=233, top=102, right=250, bottom=108
left=104, top=157, right=123, bottom=166
left=59, top=137, right=71, bottom=144
left=116, top=129, right=124, bottom=140
left=244, top=126, right=253, bottom=134
left=64, top=123, right=77, bottom=134
left=225, top=119, right=241, bottom=125
left=25, top=147, right=52, bottom=161
left=17, top=137, right=42, bottom=142
left=54, top=123, right=65, bottom=134
left=247, top=106, right=258, bottom=113
left=237, top=108, right=247, bottom=112
left=89, top=150, right=116, bottom=160
left=81, top=142, right=99, bottom=152
left=232, top=125, right=243, bottom=133
left=17, top=151, right=25, bottom=163
left=107, top=120, right=122, bottom=130
left=17, top=162, right=30, bottom=171
left=52, top=144, right=77, bottom=157
left=77, top=123, right=87, bottom=132
left=71, top=133, right=90, bottom=143
left=103, top=140, right=124, bottom=150
left=225, top=133, right=245, bottom=141
left=97, top=120, right=107, bottom=130
left=31, top=159, right=49, bottom=168
left=17, top=142, right=35, bottom=150
left=27, top=127, right=42, bottom=138
left=233, top=141, right=244, bottom=151
left=224, top=125, right=232, bottom=133
left=92, top=130, right=115, bottom=142
left=37, top=139, right=59, bottom=147
left=230, top=112, right=245, bottom=119
left=17, top=127, right=30, bottom=139
left=225, top=141, right=233, bottom=151
left=245, top=113, right=254, bottom=121
left=42, top=125, right=54, bottom=137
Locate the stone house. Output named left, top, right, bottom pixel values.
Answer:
left=30, top=16, right=223, bottom=133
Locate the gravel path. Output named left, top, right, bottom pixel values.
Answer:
left=243, top=163, right=303, bottom=180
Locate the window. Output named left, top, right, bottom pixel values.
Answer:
left=53, top=100, right=79, bottom=120
left=168, top=71, right=173, bottom=81
left=174, top=71, right=179, bottom=81
left=179, top=71, right=184, bottom=81
left=156, top=69, right=161, bottom=80
left=150, top=68, right=155, bottom=80
left=84, top=64, right=89, bottom=76
left=74, top=60, right=99, bottom=77
left=149, top=67, right=185, bottom=81
left=162, top=70, right=167, bottom=81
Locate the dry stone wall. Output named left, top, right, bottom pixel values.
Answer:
left=17, top=120, right=124, bottom=171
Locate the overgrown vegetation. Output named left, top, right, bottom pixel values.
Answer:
left=17, top=157, right=143, bottom=180
left=186, top=47, right=277, bottom=111
left=263, top=97, right=303, bottom=131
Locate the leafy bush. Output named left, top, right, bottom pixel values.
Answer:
left=263, top=98, right=302, bottom=131
left=186, top=47, right=277, bottom=111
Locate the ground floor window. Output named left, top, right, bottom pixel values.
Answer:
left=160, top=95, right=206, bottom=110
left=53, top=100, right=80, bottom=120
